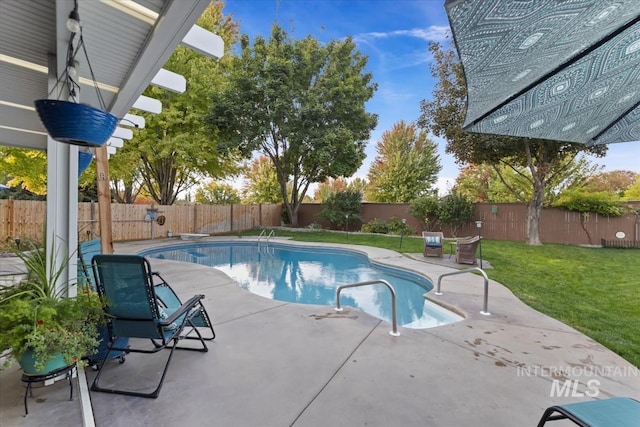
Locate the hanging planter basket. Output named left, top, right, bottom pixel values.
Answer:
left=78, top=151, right=94, bottom=176
left=34, top=99, right=118, bottom=148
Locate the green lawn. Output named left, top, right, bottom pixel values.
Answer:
left=238, top=229, right=640, bottom=367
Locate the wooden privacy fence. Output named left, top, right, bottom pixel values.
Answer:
left=296, top=202, right=640, bottom=246
left=0, top=200, right=281, bottom=243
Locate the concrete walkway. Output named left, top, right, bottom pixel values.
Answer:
left=1, top=237, right=638, bottom=426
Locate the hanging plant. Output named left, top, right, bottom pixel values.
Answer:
left=34, top=0, right=117, bottom=148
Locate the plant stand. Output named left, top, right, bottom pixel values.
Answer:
left=21, top=363, right=76, bottom=416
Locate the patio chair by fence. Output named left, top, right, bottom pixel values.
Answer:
left=422, top=231, right=444, bottom=258
left=90, top=254, right=215, bottom=398
left=537, top=397, right=640, bottom=427
left=455, top=236, right=480, bottom=265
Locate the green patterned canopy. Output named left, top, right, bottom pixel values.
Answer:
left=446, top=0, right=640, bottom=145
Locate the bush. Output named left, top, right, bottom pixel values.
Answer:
left=317, top=189, right=362, bottom=229
left=409, top=195, right=439, bottom=230
left=361, top=218, right=389, bottom=234
left=553, top=190, right=628, bottom=216
left=438, top=192, right=474, bottom=236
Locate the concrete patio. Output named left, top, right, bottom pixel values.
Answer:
left=1, top=237, right=638, bottom=426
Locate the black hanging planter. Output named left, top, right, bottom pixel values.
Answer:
left=34, top=99, right=118, bottom=148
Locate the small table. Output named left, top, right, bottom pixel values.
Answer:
left=21, top=363, right=76, bottom=415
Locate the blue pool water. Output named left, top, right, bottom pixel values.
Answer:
left=143, top=242, right=462, bottom=329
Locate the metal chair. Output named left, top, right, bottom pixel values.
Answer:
left=90, top=254, right=214, bottom=398
left=537, top=397, right=640, bottom=427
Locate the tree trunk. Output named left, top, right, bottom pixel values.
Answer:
left=526, top=180, right=544, bottom=246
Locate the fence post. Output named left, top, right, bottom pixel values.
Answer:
left=8, top=198, right=15, bottom=240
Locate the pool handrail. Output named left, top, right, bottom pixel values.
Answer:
left=335, top=279, right=400, bottom=336
left=433, top=268, right=490, bottom=316
left=258, top=229, right=275, bottom=242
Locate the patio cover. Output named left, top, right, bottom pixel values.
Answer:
left=0, top=0, right=223, bottom=290
left=445, top=0, right=640, bottom=145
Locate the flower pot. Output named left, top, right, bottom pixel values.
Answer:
left=19, top=349, right=70, bottom=375
left=34, top=99, right=118, bottom=148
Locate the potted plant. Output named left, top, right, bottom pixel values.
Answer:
left=0, top=243, right=105, bottom=374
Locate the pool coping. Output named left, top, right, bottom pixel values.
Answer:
left=2, top=236, right=638, bottom=426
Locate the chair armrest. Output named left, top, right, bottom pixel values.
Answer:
left=159, top=294, right=204, bottom=326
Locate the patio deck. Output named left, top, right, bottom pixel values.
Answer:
left=1, top=237, right=638, bottom=426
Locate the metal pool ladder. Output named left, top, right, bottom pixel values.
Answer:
left=335, top=279, right=400, bottom=336
left=257, top=229, right=274, bottom=242
left=433, top=267, right=490, bottom=316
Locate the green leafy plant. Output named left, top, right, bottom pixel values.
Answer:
left=0, top=243, right=105, bottom=371
left=317, top=189, right=363, bottom=230
left=361, top=218, right=389, bottom=234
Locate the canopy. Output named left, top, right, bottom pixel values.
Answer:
left=445, top=0, right=640, bottom=145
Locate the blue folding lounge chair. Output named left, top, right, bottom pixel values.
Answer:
left=90, top=254, right=215, bottom=398
left=537, top=397, right=640, bottom=427
left=77, top=240, right=128, bottom=366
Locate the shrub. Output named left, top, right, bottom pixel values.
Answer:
left=438, top=192, right=475, bottom=236
left=361, top=218, right=389, bottom=234
left=409, top=195, right=439, bottom=230
left=553, top=190, right=628, bottom=216
left=317, top=189, right=362, bottom=229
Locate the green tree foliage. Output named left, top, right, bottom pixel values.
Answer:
left=437, top=192, right=475, bottom=237
left=622, top=179, right=640, bottom=201
left=419, top=40, right=606, bottom=245
left=119, top=2, right=242, bottom=205
left=366, top=121, right=441, bottom=202
left=0, top=148, right=47, bottom=195
left=553, top=190, right=626, bottom=217
left=208, top=23, right=378, bottom=226
left=194, top=181, right=240, bottom=205
left=456, top=157, right=600, bottom=205
left=318, top=189, right=363, bottom=230
left=409, top=195, right=440, bottom=231
left=242, top=156, right=281, bottom=203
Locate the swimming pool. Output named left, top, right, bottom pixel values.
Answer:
left=143, top=242, right=462, bottom=329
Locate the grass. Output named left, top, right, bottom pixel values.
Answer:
left=237, top=229, right=640, bottom=368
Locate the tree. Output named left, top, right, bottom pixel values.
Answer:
left=242, top=156, right=281, bottom=204
left=0, top=147, right=47, bottom=195
left=622, top=179, right=640, bottom=201
left=456, top=157, right=600, bottom=205
left=437, top=192, right=474, bottom=237
left=419, top=40, right=606, bottom=245
left=120, top=2, right=242, bottom=205
left=582, top=171, right=639, bottom=196
left=195, top=181, right=240, bottom=204
left=314, top=178, right=347, bottom=202
left=208, top=24, right=378, bottom=226
left=365, top=121, right=441, bottom=203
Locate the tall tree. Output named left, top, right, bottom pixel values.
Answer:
left=583, top=171, right=639, bottom=196
left=365, top=121, right=441, bottom=202
left=195, top=181, right=240, bottom=204
left=242, top=156, right=281, bottom=203
left=120, top=2, right=242, bottom=205
left=314, top=177, right=347, bottom=202
left=208, top=24, right=378, bottom=226
left=419, top=41, right=606, bottom=245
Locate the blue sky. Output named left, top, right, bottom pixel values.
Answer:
left=223, top=0, right=640, bottom=193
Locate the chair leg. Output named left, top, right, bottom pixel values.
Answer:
left=91, top=339, right=179, bottom=399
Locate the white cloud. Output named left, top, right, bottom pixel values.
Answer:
left=354, top=25, right=450, bottom=44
